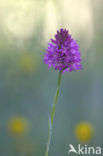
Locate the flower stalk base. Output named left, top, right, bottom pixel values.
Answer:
left=45, top=71, right=62, bottom=156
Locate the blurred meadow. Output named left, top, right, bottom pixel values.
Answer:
left=0, top=0, right=103, bottom=155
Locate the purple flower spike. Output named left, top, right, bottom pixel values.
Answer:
left=44, top=28, right=82, bottom=73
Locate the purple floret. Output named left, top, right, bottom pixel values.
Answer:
left=44, top=28, right=82, bottom=73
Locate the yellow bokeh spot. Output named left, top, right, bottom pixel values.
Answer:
left=8, top=117, right=29, bottom=135
left=75, top=122, right=94, bottom=142
left=19, top=55, right=37, bottom=73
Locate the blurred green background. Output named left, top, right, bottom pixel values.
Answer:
left=0, top=0, right=103, bottom=155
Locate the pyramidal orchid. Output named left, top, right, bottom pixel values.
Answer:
left=44, top=28, right=82, bottom=156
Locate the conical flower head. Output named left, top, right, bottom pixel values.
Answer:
left=44, top=28, right=82, bottom=73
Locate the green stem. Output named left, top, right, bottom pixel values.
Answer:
left=45, top=71, right=62, bottom=156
